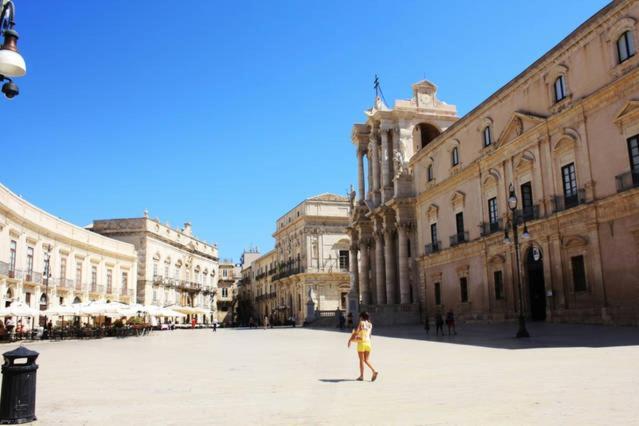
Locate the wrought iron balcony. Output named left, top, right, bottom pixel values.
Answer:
left=480, top=220, right=503, bottom=237
left=516, top=205, right=540, bottom=222
left=58, top=278, right=73, bottom=290
left=616, top=169, right=639, bottom=192
left=449, top=231, right=469, bottom=247
left=551, top=189, right=586, bottom=213
left=424, top=242, right=441, bottom=255
left=0, top=261, right=9, bottom=277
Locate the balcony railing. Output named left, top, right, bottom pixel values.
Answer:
left=74, top=282, right=86, bottom=292
left=120, top=288, right=134, bottom=297
left=449, top=231, right=469, bottom=247
left=551, top=189, right=586, bottom=213
left=517, top=205, right=540, bottom=222
left=616, top=170, right=639, bottom=193
left=424, top=242, right=441, bottom=255
left=90, top=284, right=105, bottom=294
left=24, top=271, right=42, bottom=284
left=480, top=220, right=503, bottom=237
left=58, top=278, right=73, bottom=290
left=152, top=275, right=164, bottom=285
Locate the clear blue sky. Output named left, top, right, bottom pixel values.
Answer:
left=2, top=0, right=609, bottom=262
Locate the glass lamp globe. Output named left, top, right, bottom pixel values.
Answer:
left=0, top=30, right=26, bottom=77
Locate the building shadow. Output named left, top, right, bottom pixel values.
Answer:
left=306, top=322, right=639, bottom=350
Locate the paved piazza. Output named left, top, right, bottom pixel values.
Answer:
left=14, top=324, right=639, bottom=425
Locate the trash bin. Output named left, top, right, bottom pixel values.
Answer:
left=0, top=346, right=39, bottom=424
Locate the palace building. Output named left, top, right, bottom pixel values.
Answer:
left=238, top=194, right=351, bottom=325
left=0, top=184, right=138, bottom=316
left=349, top=0, right=639, bottom=326
left=91, top=216, right=219, bottom=324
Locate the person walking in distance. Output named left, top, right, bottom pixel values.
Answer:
left=212, top=322, right=217, bottom=333
left=263, top=315, right=269, bottom=330
left=446, top=309, right=457, bottom=335
left=347, top=312, right=379, bottom=382
left=435, top=311, right=444, bottom=336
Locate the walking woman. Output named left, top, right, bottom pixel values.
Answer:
left=347, top=312, right=379, bottom=382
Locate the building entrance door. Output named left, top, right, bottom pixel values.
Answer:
left=526, top=247, right=546, bottom=321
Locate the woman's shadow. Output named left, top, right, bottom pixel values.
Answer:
left=318, top=379, right=357, bottom=383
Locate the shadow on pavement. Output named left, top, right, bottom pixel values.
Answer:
left=318, top=379, right=358, bottom=383
left=306, top=322, right=639, bottom=350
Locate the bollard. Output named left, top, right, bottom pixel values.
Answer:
left=0, top=347, right=38, bottom=424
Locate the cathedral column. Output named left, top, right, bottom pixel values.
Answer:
left=350, top=245, right=359, bottom=300
left=369, top=135, right=380, bottom=206
left=373, top=230, right=386, bottom=305
left=380, top=128, right=394, bottom=202
left=398, top=222, right=411, bottom=304
left=359, top=237, right=371, bottom=305
left=357, top=150, right=365, bottom=203
left=384, top=222, right=396, bottom=304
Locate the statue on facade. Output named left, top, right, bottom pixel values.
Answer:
left=393, top=150, right=406, bottom=177
left=348, top=184, right=356, bottom=209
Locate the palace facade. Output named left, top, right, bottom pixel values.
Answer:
left=0, top=184, right=138, bottom=318
left=91, top=216, right=219, bottom=323
left=349, top=0, right=639, bottom=326
left=238, top=194, right=351, bottom=325
left=217, top=260, right=240, bottom=325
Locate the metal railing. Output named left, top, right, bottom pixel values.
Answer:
left=90, top=284, right=105, bottom=294
left=449, top=232, right=469, bottom=247
left=58, top=278, right=73, bottom=290
left=551, top=189, right=586, bottom=213
left=517, top=205, right=540, bottom=222
left=616, top=170, right=639, bottom=192
left=424, top=242, right=441, bottom=255
left=480, top=220, right=503, bottom=236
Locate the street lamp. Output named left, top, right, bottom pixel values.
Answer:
left=0, top=0, right=26, bottom=99
left=504, top=183, right=530, bottom=338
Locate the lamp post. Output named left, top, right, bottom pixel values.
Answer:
left=504, top=183, right=530, bottom=338
left=43, top=246, right=51, bottom=328
left=0, top=0, right=26, bottom=98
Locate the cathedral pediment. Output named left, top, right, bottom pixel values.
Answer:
left=497, top=112, right=546, bottom=146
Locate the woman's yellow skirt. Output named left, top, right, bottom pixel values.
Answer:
left=357, top=341, right=372, bottom=352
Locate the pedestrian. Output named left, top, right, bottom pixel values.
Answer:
left=5, top=317, right=14, bottom=340
left=347, top=312, right=379, bottom=382
left=213, top=322, right=217, bottom=332
left=191, top=317, right=196, bottom=329
left=339, top=312, right=346, bottom=331
left=263, top=315, right=269, bottom=330
left=446, top=309, right=457, bottom=335
left=435, top=312, right=444, bottom=336
left=424, top=315, right=430, bottom=335
left=46, top=320, right=53, bottom=339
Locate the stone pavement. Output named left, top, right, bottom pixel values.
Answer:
left=10, top=322, right=639, bottom=425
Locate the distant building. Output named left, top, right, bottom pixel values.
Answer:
left=217, top=259, right=240, bottom=325
left=238, top=194, right=351, bottom=326
left=91, top=216, right=219, bottom=324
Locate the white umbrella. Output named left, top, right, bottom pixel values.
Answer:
left=43, top=304, right=79, bottom=316
left=0, top=301, right=39, bottom=317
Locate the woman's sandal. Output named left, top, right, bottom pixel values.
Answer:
left=371, top=372, right=378, bottom=382
left=356, top=377, right=364, bottom=381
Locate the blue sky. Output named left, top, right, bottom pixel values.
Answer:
left=2, top=0, right=609, bottom=262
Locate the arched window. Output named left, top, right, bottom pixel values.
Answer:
left=554, top=75, right=566, bottom=102
left=483, top=126, right=492, bottom=147
left=451, top=147, right=459, bottom=166
left=416, top=123, right=441, bottom=149
left=617, top=30, right=635, bottom=63
left=427, top=164, right=434, bottom=182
